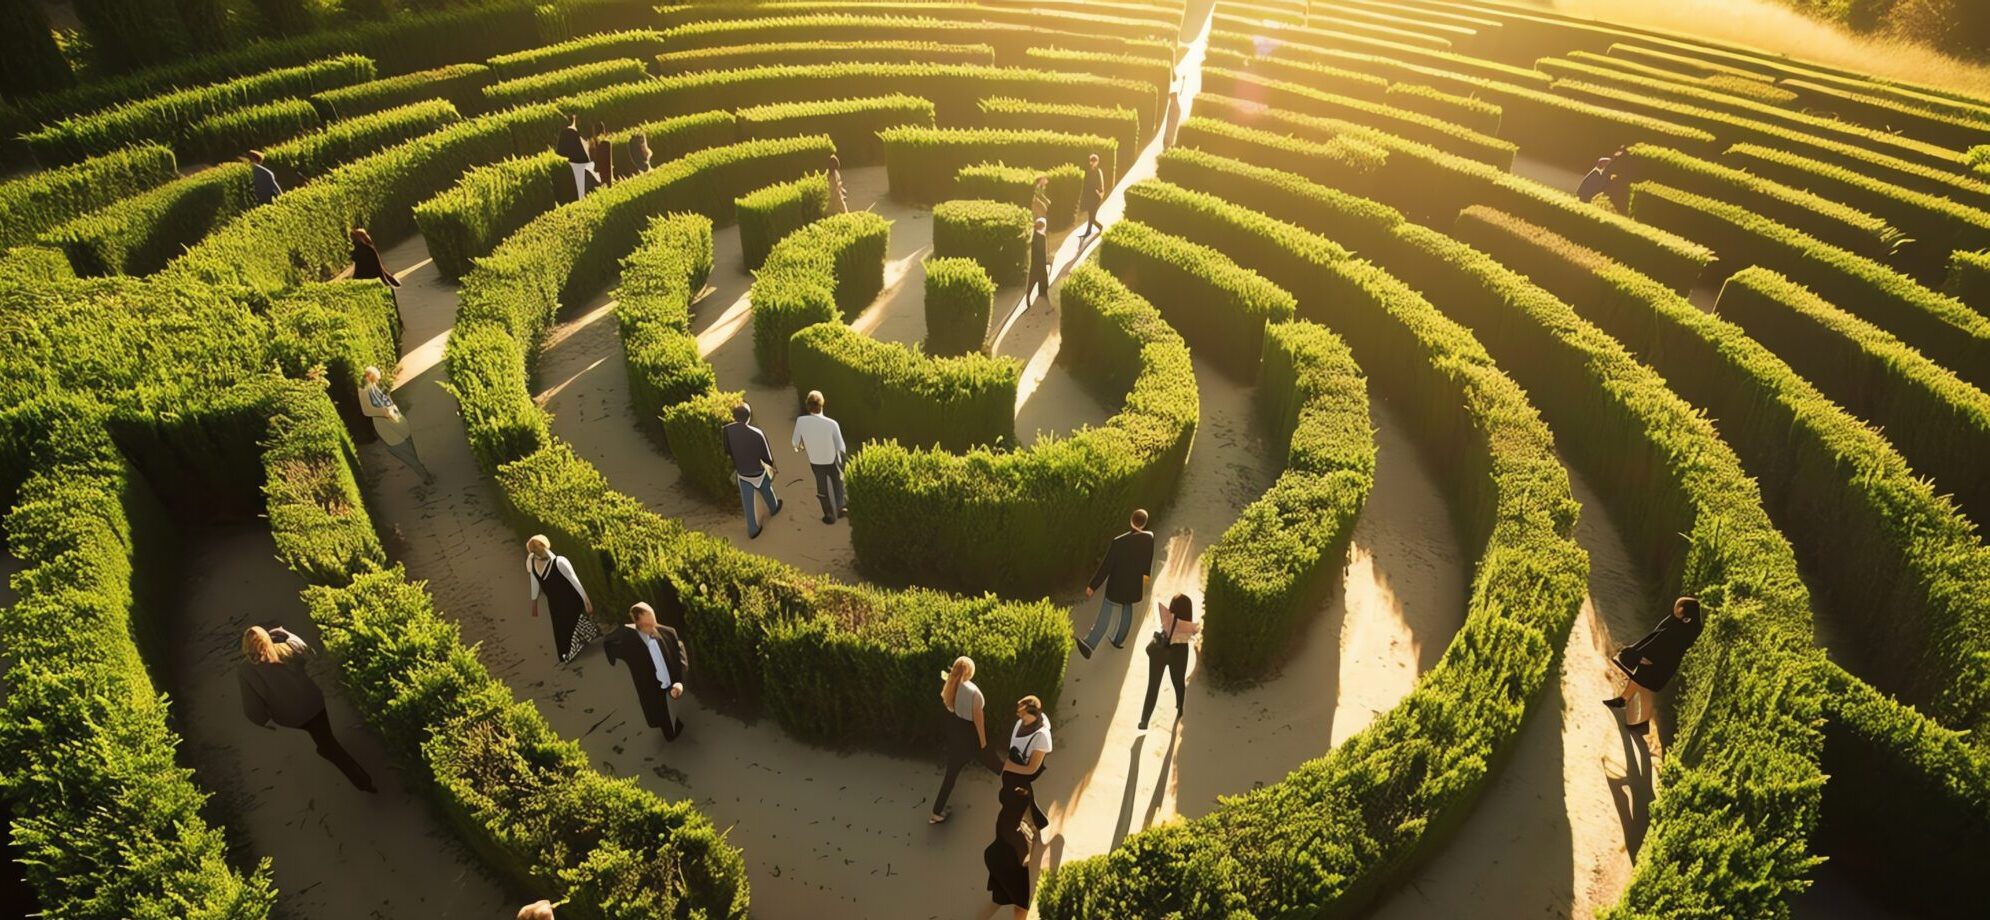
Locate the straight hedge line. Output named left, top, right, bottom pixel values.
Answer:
left=442, top=135, right=1072, bottom=757
left=0, top=142, right=178, bottom=249
left=308, top=63, right=493, bottom=120
left=616, top=212, right=721, bottom=449
left=265, top=98, right=463, bottom=182
left=750, top=211, right=891, bottom=383
left=1951, top=250, right=1990, bottom=316
left=1098, top=218, right=1298, bottom=380
left=1021, top=46, right=1175, bottom=108
left=414, top=111, right=738, bottom=279
left=1199, top=66, right=1517, bottom=168
left=844, top=259, right=1199, bottom=597
left=654, top=40, right=997, bottom=76
left=22, top=55, right=377, bottom=163
left=486, top=28, right=667, bottom=79
left=788, top=322, right=1021, bottom=450
left=1627, top=181, right=1990, bottom=390
left=954, top=161, right=1084, bottom=231
left=1623, top=142, right=1900, bottom=258
left=880, top=125, right=1116, bottom=205
left=737, top=95, right=935, bottom=166
left=659, top=8, right=1171, bottom=63
left=182, top=98, right=320, bottom=167
left=482, top=58, right=650, bottom=109
left=1453, top=205, right=1990, bottom=754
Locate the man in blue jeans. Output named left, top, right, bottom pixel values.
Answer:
left=1075, top=509, right=1155, bottom=658
left=722, top=402, right=782, bottom=538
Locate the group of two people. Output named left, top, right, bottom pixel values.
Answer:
left=1022, top=151, right=1111, bottom=305
left=556, top=113, right=656, bottom=199
left=721, top=390, right=850, bottom=538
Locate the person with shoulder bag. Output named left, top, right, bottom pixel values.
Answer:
left=1138, top=593, right=1199, bottom=731
left=1000, top=695, right=1052, bottom=831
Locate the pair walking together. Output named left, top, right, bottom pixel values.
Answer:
left=721, top=390, right=850, bottom=538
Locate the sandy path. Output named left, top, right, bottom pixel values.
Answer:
left=167, top=524, right=512, bottom=919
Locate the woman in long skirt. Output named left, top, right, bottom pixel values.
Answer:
left=525, top=534, right=599, bottom=663
left=1604, top=595, right=1705, bottom=734
left=982, top=781, right=1033, bottom=919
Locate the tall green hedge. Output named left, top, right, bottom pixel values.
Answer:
left=655, top=40, right=996, bottom=77
left=1629, top=181, right=1990, bottom=390
left=1200, top=66, right=1518, bottom=169
left=308, top=63, right=494, bottom=120
left=182, top=98, right=322, bottom=166
left=266, top=280, right=403, bottom=439
left=736, top=95, right=935, bottom=166
left=976, top=96, right=1143, bottom=172
left=787, top=322, right=1019, bottom=451
left=1946, top=249, right=1990, bottom=317
left=264, top=99, right=462, bottom=181
left=923, top=255, right=995, bottom=356
left=931, top=198, right=1031, bottom=286
left=750, top=211, right=892, bottom=382
left=0, top=142, right=178, bottom=249
left=482, top=58, right=650, bottom=109
left=881, top=124, right=1115, bottom=205
left=40, top=163, right=256, bottom=277
left=843, top=260, right=1198, bottom=596
left=23, top=56, right=376, bottom=163
left=954, top=161, right=1084, bottom=230
left=1624, top=142, right=1901, bottom=258
left=486, top=28, right=667, bottom=79
left=736, top=173, right=829, bottom=272
left=1098, top=219, right=1297, bottom=380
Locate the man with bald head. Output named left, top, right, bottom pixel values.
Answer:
left=603, top=602, right=689, bottom=740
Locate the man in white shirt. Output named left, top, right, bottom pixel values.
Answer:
left=603, top=603, right=688, bottom=741
left=791, top=389, right=849, bottom=525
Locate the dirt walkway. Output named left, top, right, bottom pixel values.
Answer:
left=167, top=524, right=511, bottom=919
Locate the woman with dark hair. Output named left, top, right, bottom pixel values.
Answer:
left=929, top=655, right=987, bottom=824
left=981, top=781, right=1034, bottom=919
left=1001, top=695, right=1052, bottom=831
left=589, top=121, right=614, bottom=190
left=1604, top=596, right=1705, bottom=734
left=1138, top=593, right=1199, bottom=731
left=350, top=227, right=400, bottom=291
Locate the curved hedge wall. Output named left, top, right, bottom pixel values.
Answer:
left=736, top=94, right=936, bottom=166
left=1099, top=219, right=1298, bottom=380
left=954, top=161, right=1083, bottom=230
left=932, top=197, right=1031, bottom=285
left=749, top=211, right=891, bottom=383
left=844, top=260, right=1199, bottom=597
left=481, top=57, right=650, bottom=109
left=923, top=255, right=995, bottom=357
left=882, top=124, right=1116, bottom=205
left=788, top=321, right=1020, bottom=451
left=736, top=173, right=829, bottom=271
left=264, top=98, right=462, bottom=181
left=0, top=142, right=178, bottom=249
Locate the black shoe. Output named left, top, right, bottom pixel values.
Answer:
left=748, top=528, right=762, bottom=540
left=671, top=718, right=685, bottom=739
left=1602, top=697, right=1626, bottom=709
left=823, top=515, right=836, bottom=524
left=770, top=499, right=783, bottom=517
left=1075, top=638, right=1093, bottom=660
left=1136, top=720, right=1148, bottom=731
left=1109, top=639, right=1125, bottom=650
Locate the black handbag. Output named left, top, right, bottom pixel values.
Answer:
left=1145, top=613, right=1178, bottom=660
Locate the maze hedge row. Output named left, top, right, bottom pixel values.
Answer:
left=736, top=173, right=830, bottom=271
left=264, top=99, right=464, bottom=181
left=954, top=161, right=1084, bottom=230
left=482, top=58, right=651, bottom=109
left=654, top=41, right=998, bottom=77
left=923, top=256, right=997, bottom=356
left=1099, top=218, right=1298, bottom=380
left=736, top=95, right=937, bottom=166
left=882, top=125, right=1118, bottom=205
left=788, top=322, right=1021, bottom=451
left=932, top=198, right=1033, bottom=285
left=41, top=163, right=256, bottom=276
left=308, top=63, right=494, bottom=120
left=750, top=211, right=892, bottom=383
left=0, top=142, right=178, bottom=249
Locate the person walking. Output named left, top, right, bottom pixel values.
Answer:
left=1576, top=156, right=1611, bottom=203
left=1080, top=153, right=1106, bottom=239
left=1028, top=217, right=1051, bottom=304
left=589, top=121, right=614, bottom=191
left=1074, top=509, right=1155, bottom=658
left=238, top=625, right=377, bottom=793
left=929, top=656, right=988, bottom=824
left=791, top=389, right=848, bottom=524
left=981, top=781, right=1034, bottom=920
left=1604, top=596, right=1705, bottom=735
left=827, top=154, right=848, bottom=214
left=1138, top=594, right=1199, bottom=730
left=1162, top=88, right=1183, bottom=150
left=627, top=132, right=652, bottom=176
left=1030, top=174, right=1051, bottom=222
left=557, top=113, right=591, bottom=199
left=247, top=149, right=281, bottom=205
left=357, top=366, right=433, bottom=482
left=525, top=534, right=600, bottom=664
left=517, top=901, right=558, bottom=920
left=724, top=402, right=783, bottom=538
left=1001, top=695, right=1052, bottom=831
left=350, top=227, right=401, bottom=292
left=604, top=602, right=689, bottom=741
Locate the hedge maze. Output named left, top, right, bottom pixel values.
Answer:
left=2, top=0, right=1986, bottom=916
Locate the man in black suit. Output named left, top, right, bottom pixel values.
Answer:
left=604, top=602, right=689, bottom=740
left=1028, top=217, right=1051, bottom=303
left=1075, top=508, right=1156, bottom=658
left=556, top=113, right=592, bottom=200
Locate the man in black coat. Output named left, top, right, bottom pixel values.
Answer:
left=556, top=113, right=592, bottom=201
left=1079, top=153, right=1106, bottom=239
left=1028, top=217, right=1051, bottom=303
left=604, top=602, right=690, bottom=740
left=1075, top=508, right=1156, bottom=658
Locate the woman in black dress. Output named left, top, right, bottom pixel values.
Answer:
left=525, top=534, right=600, bottom=664
left=1604, top=595, right=1704, bottom=733
left=982, top=781, right=1033, bottom=919
left=351, top=227, right=404, bottom=326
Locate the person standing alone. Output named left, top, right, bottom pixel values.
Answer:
left=791, top=389, right=848, bottom=524
left=1028, top=217, right=1051, bottom=304
left=604, top=602, right=689, bottom=741
left=724, top=402, right=783, bottom=538
left=1604, top=596, right=1705, bottom=737
left=246, top=149, right=281, bottom=205
left=1075, top=509, right=1155, bottom=658
left=556, top=113, right=591, bottom=200
left=238, top=625, right=377, bottom=793
left=1079, top=153, right=1106, bottom=239
left=357, top=366, right=433, bottom=482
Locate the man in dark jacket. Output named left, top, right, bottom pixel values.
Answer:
left=1576, top=156, right=1611, bottom=203
left=247, top=150, right=281, bottom=205
left=1028, top=217, right=1051, bottom=303
left=1076, top=508, right=1156, bottom=658
left=556, top=113, right=592, bottom=200
left=604, top=602, right=690, bottom=740
left=1079, top=153, right=1106, bottom=239
left=1604, top=595, right=1704, bottom=735
left=723, top=402, right=782, bottom=538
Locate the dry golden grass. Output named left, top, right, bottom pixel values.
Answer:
left=1547, top=0, right=1990, bottom=98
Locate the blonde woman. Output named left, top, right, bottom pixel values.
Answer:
left=526, top=535, right=599, bottom=663
left=929, top=656, right=987, bottom=824
left=237, top=625, right=376, bottom=792
left=358, top=366, right=433, bottom=482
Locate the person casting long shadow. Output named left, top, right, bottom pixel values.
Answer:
left=1138, top=593, right=1200, bottom=731
left=1002, top=695, right=1053, bottom=832
left=980, top=781, right=1035, bottom=920
left=1603, top=595, right=1704, bottom=738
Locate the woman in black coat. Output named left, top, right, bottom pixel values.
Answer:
left=1604, top=596, right=1704, bottom=733
left=982, top=781, right=1033, bottom=919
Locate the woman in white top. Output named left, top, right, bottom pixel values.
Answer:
left=525, top=534, right=599, bottom=663
left=357, top=366, right=433, bottom=482
left=929, top=656, right=988, bottom=824
left=1139, top=593, right=1200, bottom=730
left=1002, top=694, right=1052, bottom=831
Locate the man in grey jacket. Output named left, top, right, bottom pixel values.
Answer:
left=723, top=402, right=782, bottom=538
